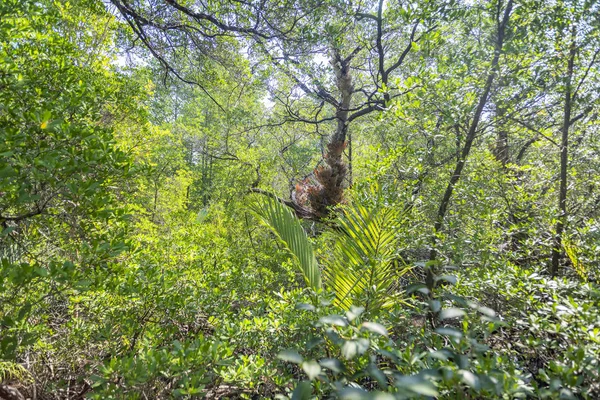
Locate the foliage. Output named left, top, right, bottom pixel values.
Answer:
left=251, top=196, right=322, bottom=290
left=0, top=361, right=32, bottom=384
left=0, top=0, right=599, bottom=398
left=563, top=238, right=588, bottom=281
left=0, top=0, right=136, bottom=364
left=326, top=200, right=409, bottom=313
left=252, top=193, right=412, bottom=314
left=277, top=275, right=533, bottom=399
left=453, top=265, right=600, bottom=398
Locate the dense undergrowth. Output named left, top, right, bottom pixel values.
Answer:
left=1, top=0, right=600, bottom=399
left=2, top=198, right=598, bottom=399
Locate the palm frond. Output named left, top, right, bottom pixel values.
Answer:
left=564, top=238, right=587, bottom=281
left=325, top=202, right=406, bottom=313
left=0, top=361, right=33, bottom=383
left=250, top=196, right=322, bottom=290
left=250, top=192, right=408, bottom=313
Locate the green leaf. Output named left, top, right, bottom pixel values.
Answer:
left=17, top=303, right=31, bottom=321
left=337, top=387, right=370, bottom=400
left=291, top=381, right=312, bottom=400
left=306, top=337, right=324, bottom=350
left=436, top=274, right=457, bottom=285
left=346, top=305, right=365, bottom=321
left=429, top=349, right=453, bottom=361
left=458, top=370, right=480, bottom=390
left=325, top=200, right=407, bottom=311
left=439, top=308, right=466, bottom=320
left=341, top=338, right=370, bottom=359
left=319, top=358, right=345, bottom=373
left=477, top=306, right=496, bottom=317
left=435, top=327, right=463, bottom=338
left=406, top=283, right=429, bottom=295
left=338, top=388, right=395, bottom=399
left=367, top=363, right=388, bottom=389
left=0, top=166, right=16, bottom=179
left=395, top=375, right=438, bottom=397
left=319, top=315, right=348, bottom=327
left=250, top=197, right=322, bottom=289
left=33, top=267, right=49, bottom=277
left=296, top=303, right=316, bottom=312
left=302, top=360, right=321, bottom=380
left=429, top=299, right=441, bottom=312
left=360, top=322, right=389, bottom=336
left=278, top=349, right=303, bottom=364
left=370, top=393, right=396, bottom=400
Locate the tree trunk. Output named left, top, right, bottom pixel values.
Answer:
left=348, top=131, right=353, bottom=187
left=550, top=26, right=576, bottom=276
left=494, top=105, right=509, bottom=166
left=295, top=49, right=352, bottom=218
left=429, top=0, right=513, bottom=261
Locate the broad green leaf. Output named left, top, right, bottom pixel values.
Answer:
left=458, top=370, right=480, bottom=390
left=435, top=327, right=463, bottom=338
left=439, top=308, right=466, bottom=320
left=319, top=315, right=348, bottom=327
left=346, top=305, right=365, bottom=321
left=429, top=299, right=441, bottom=312
left=436, top=274, right=457, bottom=285
left=278, top=349, right=303, bottom=364
left=338, top=388, right=395, bottom=400
left=360, top=322, right=389, bottom=337
left=477, top=306, right=496, bottom=317
left=341, top=338, right=370, bottom=359
left=296, top=303, right=316, bottom=312
left=319, top=358, right=345, bottom=373
left=302, top=360, right=321, bottom=380
left=250, top=197, right=322, bottom=289
left=291, top=381, right=312, bottom=400
left=395, top=375, right=438, bottom=397
left=337, top=387, right=370, bottom=400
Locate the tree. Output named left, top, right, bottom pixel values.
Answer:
left=111, top=0, right=454, bottom=218
left=548, top=0, right=600, bottom=275
left=0, top=0, right=143, bottom=361
left=429, top=0, right=514, bottom=261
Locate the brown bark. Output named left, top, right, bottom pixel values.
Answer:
left=294, top=49, right=353, bottom=218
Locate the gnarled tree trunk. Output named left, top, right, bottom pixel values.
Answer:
left=294, top=49, right=353, bottom=218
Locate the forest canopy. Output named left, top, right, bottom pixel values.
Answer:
left=0, top=0, right=599, bottom=398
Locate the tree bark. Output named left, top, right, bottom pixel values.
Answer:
left=295, top=49, right=353, bottom=218
left=494, top=105, right=509, bottom=166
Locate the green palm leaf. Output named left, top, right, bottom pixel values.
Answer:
left=250, top=196, right=322, bottom=290
left=250, top=192, right=408, bottom=313
left=325, top=203, right=407, bottom=313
